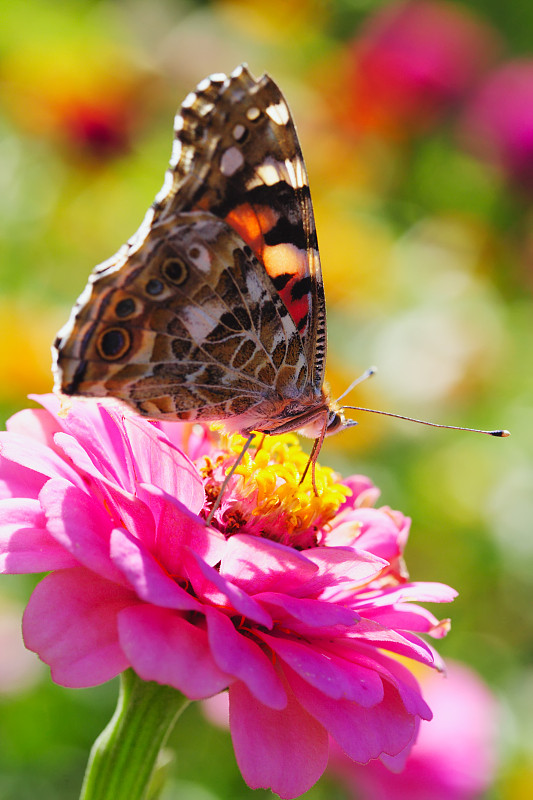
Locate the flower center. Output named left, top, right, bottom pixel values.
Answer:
left=200, top=431, right=351, bottom=548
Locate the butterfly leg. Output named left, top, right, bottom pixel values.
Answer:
left=206, top=433, right=256, bottom=525
left=299, top=413, right=329, bottom=495
left=254, top=433, right=267, bottom=456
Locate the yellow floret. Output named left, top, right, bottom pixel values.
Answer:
left=217, top=430, right=351, bottom=537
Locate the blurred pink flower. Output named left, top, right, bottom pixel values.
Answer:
left=0, top=395, right=456, bottom=799
left=0, top=43, right=156, bottom=162
left=460, top=60, right=533, bottom=193
left=329, top=660, right=500, bottom=800
left=346, top=0, right=499, bottom=138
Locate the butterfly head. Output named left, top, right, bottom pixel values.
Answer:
left=295, top=403, right=358, bottom=439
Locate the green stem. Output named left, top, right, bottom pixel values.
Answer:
left=80, top=669, right=191, bottom=800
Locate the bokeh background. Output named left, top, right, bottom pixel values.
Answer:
left=1, top=1, right=532, bottom=797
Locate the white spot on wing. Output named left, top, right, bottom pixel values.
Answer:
left=188, top=244, right=211, bottom=273
left=155, top=170, right=175, bottom=203
left=246, top=106, right=260, bottom=121
left=196, top=99, right=214, bottom=116
left=181, top=306, right=219, bottom=340
left=182, top=92, right=197, bottom=109
left=266, top=101, right=290, bottom=126
left=293, top=158, right=308, bottom=189
left=169, top=139, right=182, bottom=167
left=245, top=271, right=266, bottom=304
left=220, top=146, right=244, bottom=176
left=209, top=72, right=228, bottom=82
left=197, top=77, right=211, bottom=91
left=233, top=123, right=246, bottom=140
left=284, top=158, right=307, bottom=189
left=256, top=161, right=282, bottom=186
left=245, top=175, right=263, bottom=191
left=252, top=156, right=308, bottom=190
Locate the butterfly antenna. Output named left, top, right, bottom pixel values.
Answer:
left=335, top=366, right=378, bottom=404
left=341, top=406, right=510, bottom=437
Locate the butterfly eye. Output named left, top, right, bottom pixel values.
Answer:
left=326, top=412, right=344, bottom=435
left=161, top=257, right=188, bottom=286
left=145, top=278, right=164, bottom=296
left=115, top=298, right=136, bottom=318
left=97, top=328, right=131, bottom=361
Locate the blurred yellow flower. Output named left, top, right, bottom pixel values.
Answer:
left=0, top=302, right=56, bottom=405
left=0, top=29, right=157, bottom=162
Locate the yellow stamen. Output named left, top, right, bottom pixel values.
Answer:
left=212, top=430, right=351, bottom=539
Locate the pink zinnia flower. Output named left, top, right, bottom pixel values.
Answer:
left=329, top=660, right=501, bottom=800
left=346, top=0, right=499, bottom=138
left=460, top=60, right=533, bottom=193
left=0, top=394, right=456, bottom=799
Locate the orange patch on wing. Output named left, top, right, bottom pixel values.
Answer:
left=263, top=242, right=307, bottom=280
left=225, top=204, right=278, bottom=255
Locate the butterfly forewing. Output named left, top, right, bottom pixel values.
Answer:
left=159, top=65, right=327, bottom=389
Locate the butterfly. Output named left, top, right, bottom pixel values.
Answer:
left=53, top=64, right=356, bottom=465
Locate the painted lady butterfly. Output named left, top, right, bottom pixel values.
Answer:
left=53, top=64, right=355, bottom=455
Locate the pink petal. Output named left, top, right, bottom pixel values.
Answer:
left=286, top=667, right=417, bottom=763
left=0, top=433, right=83, bottom=491
left=360, top=582, right=458, bottom=608
left=303, top=547, right=387, bottom=595
left=379, top=718, right=421, bottom=772
left=255, top=592, right=359, bottom=628
left=23, top=567, right=134, bottom=687
left=110, top=527, right=201, bottom=611
left=259, top=632, right=384, bottom=706
left=135, top=483, right=225, bottom=570
left=6, top=407, right=61, bottom=448
left=33, top=395, right=137, bottom=491
left=205, top=607, right=286, bottom=709
left=331, top=644, right=432, bottom=720
left=52, top=434, right=157, bottom=546
left=0, top=497, right=77, bottom=573
left=183, top=548, right=273, bottom=628
left=220, top=534, right=317, bottom=594
left=229, top=678, right=328, bottom=799
left=363, top=603, right=447, bottom=633
left=123, top=416, right=204, bottom=511
left=53, top=431, right=122, bottom=487
left=345, top=619, right=437, bottom=665
left=39, top=479, right=125, bottom=584
left=342, top=475, right=381, bottom=507
left=118, top=604, right=230, bottom=698
left=0, top=458, right=48, bottom=501
left=354, top=508, right=409, bottom=560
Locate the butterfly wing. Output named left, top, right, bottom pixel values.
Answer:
left=54, top=66, right=329, bottom=430
left=156, top=64, right=327, bottom=390
left=54, top=211, right=309, bottom=427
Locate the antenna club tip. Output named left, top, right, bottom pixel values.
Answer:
left=490, top=429, right=511, bottom=437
